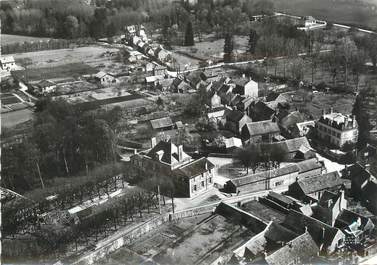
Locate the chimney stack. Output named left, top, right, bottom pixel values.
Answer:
left=178, top=145, right=183, bottom=162
left=322, top=109, right=326, bottom=116
left=330, top=107, right=334, bottom=114
left=352, top=115, right=356, bottom=127
left=344, top=116, right=348, bottom=128
left=151, top=137, right=157, bottom=148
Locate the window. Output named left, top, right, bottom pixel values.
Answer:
left=275, top=180, right=284, bottom=186
left=201, top=181, right=205, bottom=187
left=337, top=133, right=341, bottom=138
left=193, top=185, right=197, bottom=192
left=209, top=177, right=212, bottom=183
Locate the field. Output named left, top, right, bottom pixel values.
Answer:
left=12, top=63, right=97, bottom=82
left=1, top=108, right=33, bottom=128
left=1, top=34, right=52, bottom=45
left=10, top=46, right=124, bottom=73
left=171, top=35, right=249, bottom=69
left=273, top=0, right=377, bottom=29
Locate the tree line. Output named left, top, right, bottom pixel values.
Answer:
left=1, top=98, right=124, bottom=194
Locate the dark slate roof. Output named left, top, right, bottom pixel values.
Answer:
left=295, top=171, right=345, bottom=195
left=283, top=209, right=343, bottom=251
left=279, top=111, right=307, bottom=130
left=296, top=158, right=322, bottom=174
left=230, top=164, right=299, bottom=188
left=267, top=191, right=295, bottom=206
left=244, top=120, right=280, bottom=137
left=146, top=139, right=190, bottom=165
left=264, top=221, right=299, bottom=243
left=175, top=157, right=214, bottom=178
left=150, top=117, right=173, bottom=130
left=318, top=190, right=339, bottom=207
left=334, top=209, right=374, bottom=231
left=363, top=181, right=377, bottom=205
left=265, top=232, right=319, bottom=265
left=226, top=110, right=246, bottom=122
left=343, top=163, right=370, bottom=183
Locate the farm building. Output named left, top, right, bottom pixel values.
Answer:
left=94, top=71, right=119, bottom=86
left=150, top=117, right=174, bottom=131
left=242, top=120, right=281, bottom=143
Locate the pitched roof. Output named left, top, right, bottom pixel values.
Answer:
left=334, top=209, right=374, bottom=231
left=295, top=171, right=345, bottom=195
left=226, top=110, right=246, bottom=122
left=150, top=117, right=173, bottom=130
left=280, top=111, right=307, bottom=129
left=0, top=56, right=15, bottom=64
left=284, top=137, right=311, bottom=153
left=244, top=120, right=280, bottom=137
left=224, top=137, right=243, bottom=149
left=296, top=158, right=322, bottom=174
left=37, top=79, right=56, bottom=88
left=267, top=191, right=296, bottom=206
left=230, top=164, right=300, bottom=188
left=264, top=221, right=299, bottom=243
left=265, top=232, right=319, bottom=265
left=146, top=139, right=190, bottom=165
left=174, top=157, right=214, bottom=178
left=283, top=209, right=343, bottom=251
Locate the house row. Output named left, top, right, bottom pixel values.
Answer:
left=223, top=155, right=323, bottom=194
left=221, top=187, right=374, bottom=265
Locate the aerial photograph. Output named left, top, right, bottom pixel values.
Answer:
left=1, top=0, right=377, bottom=264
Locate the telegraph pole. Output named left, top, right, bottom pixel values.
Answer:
left=157, top=185, right=161, bottom=214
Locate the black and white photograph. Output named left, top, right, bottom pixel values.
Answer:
left=1, top=0, right=377, bottom=264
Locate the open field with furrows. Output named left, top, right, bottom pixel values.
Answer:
left=12, top=63, right=97, bottom=82
left=97, top=213, right=254, bottom=265
left=171, top=35, right=249, bottom=69
left=273, top=0, right=377, bottom=29
left=1, top=34, right=53, bottom=45
left=10, top=46, right=127, bottom=73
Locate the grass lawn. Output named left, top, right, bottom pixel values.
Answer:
left=1, top=34, right=53, bottom=45
left=273, top=0, right=377, bottom=29
left=12, top=63, right=96, bottom=82
left=1, top=108, right=33, bottom=128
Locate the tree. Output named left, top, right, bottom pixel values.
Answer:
left=223, top=32, right=234, bottom=63
left=64, top=15, right=79, bottom=39
left=184, top=21, right=195, bottom=46
left=248, top=28, right=258, bottom=54
left=156, top=97, right=164, bottom=108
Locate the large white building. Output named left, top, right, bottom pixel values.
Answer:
left=316, top=109, right=358, bottom=148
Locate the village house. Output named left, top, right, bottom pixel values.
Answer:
left=224, top=110, right=252, bottom=134
left=296, top=158, right=323, bottom=179
left=232, top=77, right=259, bottom=98
left=316, top=109, right=358, bottom=148
left=208, top=92, right=222, bottom=108
left=34, top=80, right=57, bottom=94
left=241, top=120, right=281, bottom=143
left=223, top=164, right=300, bottom=194
left=0, top=56, right=16, bottom=71
left=207, top=106, right=228, bottom=123
left=150, top=117, right=174, bottom=131
left=130, top=139, right=215, bottom=198
left=264, top=232, right=320, bottom=265
left=288, top=171, right=347, bottom=202
left=312, top=190, right=347, bottom=226
left=291, top=120, right=316, bottom=138
left=268, top=137, right=315, bottom=160
left=347, top=163, right=377, bottom=215
left=334, top=209, right=375, bottom=248
left=94, top=71, right=119, bottom=86
left=283, top=209, right=345, bottom=254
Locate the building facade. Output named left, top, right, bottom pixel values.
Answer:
left=316, top=110, right=358, bottom=148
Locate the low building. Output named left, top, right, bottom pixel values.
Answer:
left=316, top=109, right=358, bottom=148
left=291, top=120, right=316, bottom=138
left=0, top=56, right=16, bottom=71
left=288, top=171, right=347, bottom=202
left=224, top=110, right=252, bottom=134
left=296, top=158, right=323, bottom=179
left=312, top=190, right=347, bottom=226
left=130, top=139, right=215, bottom=198
left=264, top=232, right=320, bottom=265
left=268, top=137, right=314, bottom=160
left=232, top=78, right=259, bottom=98
left=283, top=209, right=345, bottom=254
left=242, top=120, right=281, bottom=143
left=224, top=164, right=300, bottom=194
left=150, top=117, right=174, bottom=131
left=94, top=71, right=119, bottom=86
left=34, top=79, right=57, bottom=94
